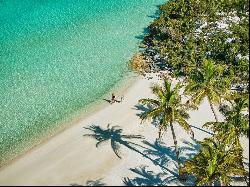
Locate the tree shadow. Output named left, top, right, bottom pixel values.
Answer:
left=123, top=166, right=169, bottom=186
left=84, top=124, right=144, bottom=159
left=133, top=104, right=160, bottom=129
left=135, top=5, right=161, bottom=41
left=83, top=125, right=201, bottom=185
left=70, top=178, right=106, bottom=186
left=135, top=28, right=150, bottom=40
left=85, top=178, right=106, bottom=186
left=147, top=5, right=161, bottom=19
left=133, top=104, right=151, bottom=114
left=230, top=176, right=249, bottom=185
left=137, top=139, right=200, bottom=185
left=142, top=139, right=200, bottom=170
left=142, top=140, right=178, bottom=169
left=178, top=140, right=201, bottom=163
left=83, top=124, right=177, bottom=177
left=243, top=159, right=249, bottom=169
left=190, top=124, right=215, bottom=136
left=123, top=165, right=193, bottom=186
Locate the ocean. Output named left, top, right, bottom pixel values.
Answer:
left=0, top=0, right=164, bottom=166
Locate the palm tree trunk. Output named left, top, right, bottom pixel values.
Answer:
left=170, top=122, right=181, bottom=171
left=208, top=99, right=219, bottom=122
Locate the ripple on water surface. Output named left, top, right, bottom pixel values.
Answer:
left=0, top=0, right=165, bottom=166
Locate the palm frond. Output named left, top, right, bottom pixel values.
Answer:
left=140, top=108, right=162, bottom=122
left=175, top=114, right=191, bottom=132
left=138, top=98, right=160, bottom=107
left=191, top=90, right=206, bottom=105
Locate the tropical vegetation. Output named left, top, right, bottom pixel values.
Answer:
left=181, top=136, right=247, bottom=186
left=139, top=78, right=193, bottom=172
left=184, top=60, right=231, bottom=121
left=133, top=0, right=249, bottom=185
left=84, top=0, right=248, bottom=185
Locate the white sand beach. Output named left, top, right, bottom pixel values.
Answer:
left=0, top=73, right=248, bottom=186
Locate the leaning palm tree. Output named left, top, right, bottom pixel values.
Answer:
left=138, top=78, right=193, bottom=171
left=181, top=136, right=248, bottom=186
left=184, top=60, right=231, bottom=122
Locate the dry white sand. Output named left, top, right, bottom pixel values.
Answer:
left=0, top=73, right=248, bottom=186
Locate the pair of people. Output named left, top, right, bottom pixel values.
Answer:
left=111, top=93, right=123, bottom=104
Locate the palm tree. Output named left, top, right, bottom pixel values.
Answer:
left=138, top=78, right=193, bottom=172
left=181, top=136, right=248, bottom=186
left=203, top=96, right=249, bottom=186
left=184, top=60, right=230, bottom=122
left=204, top=96, right=249, bottom=141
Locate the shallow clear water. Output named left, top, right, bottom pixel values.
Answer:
left=0, top=0, right=164, bottom=165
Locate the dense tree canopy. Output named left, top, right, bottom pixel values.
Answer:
left=132, top=0, right=249, bottom=185
left=140, top=0, right=249, bottom=86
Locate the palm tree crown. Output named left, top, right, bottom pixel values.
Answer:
left=139, top=78, right=193, bottom=173
left=185, top=60, right=230, bottom=121
left=204, top=96, right=249, bottom=140
left=181, top=136, right=247, bottom=186
left=139, top=78, right=192, bottom=138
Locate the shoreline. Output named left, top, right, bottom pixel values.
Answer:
left=0, top=0, right=166, bottom=170
left=0, top=71, right=138, bottom=170
left=0, top=72, right=248, bottom=186
left=1, top=0, right=248, bottom=185
left=0, top=72, right=156, bottom=185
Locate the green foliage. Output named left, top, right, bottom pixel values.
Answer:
left=204, top=95, right=249, bottom=140
left=138, top=78, right=193, bottom=172
left=184, top=60, right=231, bottom=121
left=181, top=136, right=248, bottom=186
left=185, top=60, right=230, bottom=104
left=141, top=0, right=249, bottom=83
left=139, top=78, right=192, bottom=138
left=136, top=0, right=249, bottom=185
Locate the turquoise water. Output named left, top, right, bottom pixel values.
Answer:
left=0, top=0, right=164, bottom=165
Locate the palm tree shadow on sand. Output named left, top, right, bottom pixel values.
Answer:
left=123, top=166, right=171, bottom=186
left=133, top=104, right=160, bottom=128
left=179, top=140, right=201, bottom=163
left=123, top=165, right=194, bottom=186
left=83, top=124, right=177, bottom=176
left=142, top=140, right=181, bottom=169
left=82, top=125, right=202, bottom=186
left=139, top=139, right=199, bottom=185
left=70, top=178, right=106, bottom=186
left=84, top=124, right=144, bottom=159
